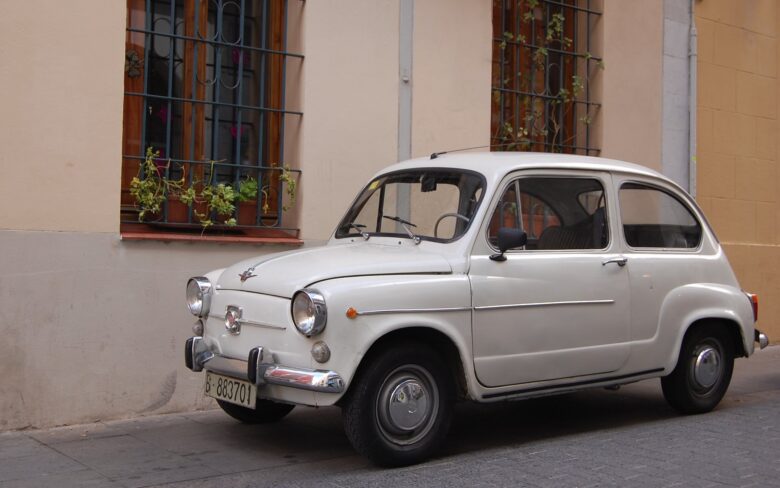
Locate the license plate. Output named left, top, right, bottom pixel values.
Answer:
left=204, top=371, right=257, bottom=409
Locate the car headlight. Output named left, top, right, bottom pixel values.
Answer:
left=186, top=277, right=212, bottom=317
left=291, top=289, right=327, bottom=337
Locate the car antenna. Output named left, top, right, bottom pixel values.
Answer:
left=430, top=144, right=490, bottom=160
left=429, top=143, right=521, bottom=159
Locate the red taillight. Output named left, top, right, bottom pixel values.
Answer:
left=746, top=293, right=758, bottom=322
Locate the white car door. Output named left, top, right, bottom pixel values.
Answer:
left=470, top=171, right=632, bottom=387
left=613, top=178, right=709, bottom=363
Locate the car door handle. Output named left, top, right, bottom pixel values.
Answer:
left=602, top=257, right=628, bottom=267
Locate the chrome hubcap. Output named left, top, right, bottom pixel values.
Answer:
left=693, top=345, right=721, bottom=389
left=387, top=379, right=429, bottom=431
left=376, top=366, right=438, bottom=446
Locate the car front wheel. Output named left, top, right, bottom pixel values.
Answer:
left=661, top=325, right=734, bottom=414
left=342, top=344, right=455, bottom=467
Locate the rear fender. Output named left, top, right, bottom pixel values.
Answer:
left=658, top=284, right=754, bottom=372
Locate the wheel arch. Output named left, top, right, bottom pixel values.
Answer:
left=663, top=312, right=749, bottom=373
left=340, top=326, right=469, bottom=405
left=681, top=318, right=746, bottom=357
left=658, top=283, right=755, bottom=373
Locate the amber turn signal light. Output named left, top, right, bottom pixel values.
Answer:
left=346, top=307, right=358, bottom=319
left=747, top=293, right=758, bottom=322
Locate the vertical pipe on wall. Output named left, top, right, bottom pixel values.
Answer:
left=397, top=0, right=414, bottom=221
left=688, top=0, right=697, bottom=197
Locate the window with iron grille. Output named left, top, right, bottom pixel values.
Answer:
left=491, top=0, right=602, bottom=155
left=122, top=0, right=302, bottom=237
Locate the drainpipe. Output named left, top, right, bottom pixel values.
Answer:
left=397, top=0, right=413, bottom=221
left=688, top=0, right=697, bottom=197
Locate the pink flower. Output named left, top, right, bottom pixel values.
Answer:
left=156, top=106, right=168, bottom=123
left=230, top=125, right=246, bottom=139
left=231, top=48, right=250, bottom=65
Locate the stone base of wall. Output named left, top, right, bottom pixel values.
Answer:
left=0, top=230, right=294, bottom=430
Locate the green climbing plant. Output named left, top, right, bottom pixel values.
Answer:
left=492, top=0, right=604, bottom=153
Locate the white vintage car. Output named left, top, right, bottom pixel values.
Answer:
left=184, top=152, right=769, bottom=466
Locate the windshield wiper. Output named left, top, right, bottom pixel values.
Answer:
left=383, top=215, right=421, bottom=245
left=346, top=222, right=371, bottom=240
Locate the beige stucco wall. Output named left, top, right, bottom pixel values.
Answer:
left=411, top=0, right=492, bottom=157
left=298, top=0, right=493, bottom=241
left=695, top=0, right=779, bottom=342
left=0, top=1, right=124, bottom=233
left=600, top=0, right=664, bottom=171
left=0, top=232, right=289, bottom=430
left=297, top=1, right=400, bottom=242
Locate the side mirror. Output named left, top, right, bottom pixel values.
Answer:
left=490, top=228, right=527, bottom=262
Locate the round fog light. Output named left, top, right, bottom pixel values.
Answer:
left=311, top=341, right=331, bottom=363
left=192, top=319, right=204, bottom=336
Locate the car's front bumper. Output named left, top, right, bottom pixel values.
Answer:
left=184, top=336, right=345, bottom=394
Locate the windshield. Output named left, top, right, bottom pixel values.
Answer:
left=335, top=169, right=485, bottom=242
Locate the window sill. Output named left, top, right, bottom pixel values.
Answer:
left=120, top=223, right=302, bottom=246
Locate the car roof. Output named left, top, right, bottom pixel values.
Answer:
left=377, top=151, right=665, bottom=182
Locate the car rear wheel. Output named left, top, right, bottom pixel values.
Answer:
left=661, top=325, right=734, bottom=414
left=342, top=344, right=454, bottom=467
left=217, top=398, right=295, bottom=424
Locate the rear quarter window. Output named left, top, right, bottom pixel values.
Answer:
left=619, top=183, right=702, bottom=249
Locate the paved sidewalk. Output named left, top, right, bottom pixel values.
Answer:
left=2, top=347, right=779, bottom=488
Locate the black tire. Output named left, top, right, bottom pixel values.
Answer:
left=342, top=344, right=455, bottom=467
left=661, top=324, right=734, bottom=414
left=217, top=398, right=295, bottom=424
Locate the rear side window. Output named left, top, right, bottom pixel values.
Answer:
left=619, top=183, right=701, bottom=249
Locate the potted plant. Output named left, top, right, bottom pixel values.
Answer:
left=236, top=177, right=259, bottom=226
left=130, top=148, right=298, bottom=230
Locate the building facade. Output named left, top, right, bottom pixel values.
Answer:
left=694, top=0, right=780, bottom=347
left=0, top=0, right=774, bottom=430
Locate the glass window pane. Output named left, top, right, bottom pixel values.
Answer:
left=337, top=170, right=485, bottom=243
left=619, top=183, right=702, bottom=248
left=488, top=177, right=607, bottom=251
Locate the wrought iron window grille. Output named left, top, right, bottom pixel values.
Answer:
left=491, top=0, right=602, bottom=155
left=122, top=0, right=303, bottom=234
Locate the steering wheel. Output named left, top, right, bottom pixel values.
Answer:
left=434, top=213, right=471, bottom=238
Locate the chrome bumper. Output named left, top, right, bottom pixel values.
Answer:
left=185, top=337, right=345, bottom=394
left=756, top=329, right=770, bottom=350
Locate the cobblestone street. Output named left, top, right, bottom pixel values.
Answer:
left=2, top=346, right=778, bottom=488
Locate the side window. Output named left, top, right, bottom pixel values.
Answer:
left=488, top=177, right=608, bottom=251
left=619, top=183, right=702, bottom=249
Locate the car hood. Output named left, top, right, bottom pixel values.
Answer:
left=217, top=242, right=453, bottom=298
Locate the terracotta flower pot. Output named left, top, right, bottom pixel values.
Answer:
left=237, top=201, right=258, bottom=226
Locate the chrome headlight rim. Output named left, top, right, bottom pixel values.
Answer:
left=186, top=277, right=213, bottom=317
left=291, top=288, right=327, bottom=337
